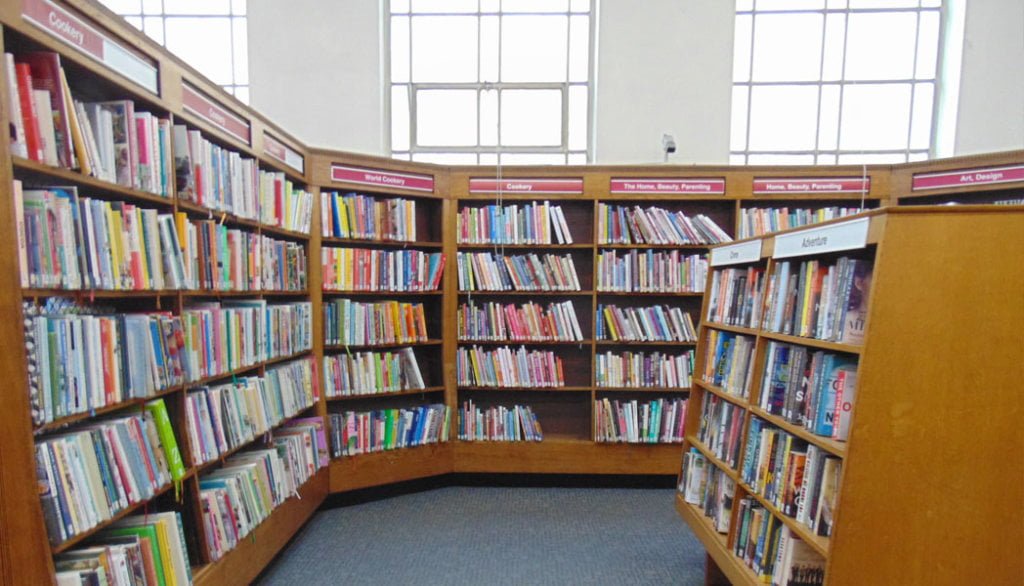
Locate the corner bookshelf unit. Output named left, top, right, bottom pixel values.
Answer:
left=676, top=207, right=1023, bottom=586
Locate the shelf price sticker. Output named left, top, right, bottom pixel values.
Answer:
left=263, top=132, right=304, bottom=174
left=182, top=82, right=251, bottom=144
left=710, top=240, right=762, bottom=267
left=773, top=217, right=870, bottom=259
left=911, top=164, right=1024, bottom=191
left=609, top=178, right=725, bottom=195
left=23, top=0, right=158, bottom=94
left=331, top=164, right=434, bottom=192
left=469, top=178, right=583, bottom=194
left=753, top=177, right=870, bottom=194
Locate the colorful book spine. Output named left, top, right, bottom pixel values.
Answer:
left=594, top=397, right=687, bottom=443
left=321, top=191, right=417, bottom=241
left=173, top=123, right=259, bottom=219
left=458, top=300, right=584, bottom=342
left=697, top=394, right=745, bottom=468
left=323, top=298, right=428, bottom=346
left=595, top=350, right=693, bottom=389
left=329, top=404, right=449, bottom=456
left=597, top=203, right=731, bottom=245
left=456, top=345, right=565, bottom=388
left=596, top=303, right=696, bottom=342
left=259, top=169, right=313, bottom=233
left=739, top=206, right=863, bottom=239
left=321, top=248, right=445, bottom=292
left=457, top=201, right=573, bottom=244
left=705, top=266, right=766, bottom=327
left=323, top=348, right=426, bottom=397
left=457, top=401, right=543, bottom=442
left=679, top=448, right=735, bottom=534
left=456, top=252, right=581, bottom=292
left=596, top=250, right=707, bottom=293
left=701, top=330, right=756, bottom=399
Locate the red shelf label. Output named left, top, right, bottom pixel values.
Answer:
left=182, top=82, right=251, bottom=144
left=912, top=164, right=1024, bottom=191
left=23, top=0, right=158, bottom=94
left=753, top=177, right=870, bottom=194
left=469, top=178, right=583, bottom=194
left=263, top=132, right=304, bottom=174
left=610, top=178, right=725, bottom=195
left=331, top=164, right=434, bottom=192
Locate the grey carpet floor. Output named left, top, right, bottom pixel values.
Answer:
left=257, top=486, right=705, bottom=585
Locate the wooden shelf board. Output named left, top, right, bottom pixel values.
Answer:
left=597, top=243, right=713, bottom=250
left=50, top=481, right=177, bottom=555
left=674, top=494, right=761, bottom=586
left=12, top=157, right=175, bottom=208
left=595, top=339, right=698, bottom=346
left=191, top=403, right=318, bottom=473
left=748, top=406, right=846, bottom=458
left=458, top=339, right=590, bottom=346
left=259, top=224, right=311, bottom=242
left=325, top=387, right=445, bottom=401
left=594, top=386, right=692, bottom=393
left=596, top=291, right=705, bottom=297
left=758, top=330, right=863, bottom=355
left=325, top=340, right=442, bottom=351
left=328, top=443, right=452, bottom=493
left=34, top=385, right=181, bottom=436
left=324, top=289, right=443, bottom=296
left=457, top=242, right=593, bottom=250
left=458, top=290, right=594, bottom=296
left=322, top=236, right=442, bottom=248
left=23, top=288, right=179, bottom=298
left=694, top=379, right=750, bottom=409
left=703, top=322, right=760, bottom=337
left=457, top=385, right=592, bottom=393
left=176, top=200, right=262, bottom=230
left=453, top=438, right=682, bottom=475
left=686, top=437, right=740, bottom=482
left=736, top=479, right=831, bottom=558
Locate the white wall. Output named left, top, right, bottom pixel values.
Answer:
left=954, top=0, right=1024, bottom=155
left=592, top=0, right=734, bottom=164
left=247, top=0, right=385, bottom=154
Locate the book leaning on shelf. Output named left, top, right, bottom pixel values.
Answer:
left=321, top=191, right=417, bottom=241
left=185, top=356, right=318, bottom=465
left=597, top=203, right=732, bottom=245
left=679, top=448, right=734, bottom=533
left=457, top=345, right=565, bottom=388
left=173, top=123, right=258, bottom=219
left=595, top=397, right=687, bottom=444
left=329, top=404, right=450, bottom=456
left=322, top=248, right=445, bottom=292
left=458, top=401, right=543, bottom=442
left=5, top=52, right=173, bottom=197
left=739, top=206, right=863, bottom=239
left=701, top=330, right=756, bottom=399
left=456, top=252, right=581, bottom=292
left=458, top=300, right=584, bottom=342
left=734, top=497, right=826, bottom=585
left=55, top=511, right=192, bottom=586
left=596, top=250, right=707, bottom=293
left=323, top=347, right=426, bottom=397
left=457, top=201, right=573, bottom=244
left=595, top=350, right=694, bottom=389
left=760, top=343, right=858, bottom=441
left=596, top=303, right=697, bottom=343
left=324, top=298, right=428, bottom=346
left=35, top=399, right=185, bottom=546
left=259, top=170, right=313, bottom=234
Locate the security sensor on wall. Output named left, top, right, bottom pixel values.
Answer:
left=662, top=133, right=677, bottom=162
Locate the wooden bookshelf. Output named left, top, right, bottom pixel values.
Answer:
left=676, top=208, right=1024, bottom=585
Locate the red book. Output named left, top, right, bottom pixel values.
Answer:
left=14, top=63, right=43, bottom=161
left=20, top=52, right=73, bottom=167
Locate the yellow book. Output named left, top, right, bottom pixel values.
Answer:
left=59, top=68, right=90, bottom=176
left=800, top=260, right=816, bottom=336
left=284, top=179, right=293, bottom=228
left=105, top=204, right=123, bottom=288
left=603, top=307, right=619, bottom=340
left=152, top=517, right=177, bottom=586
left=339, top=198, right=351, bottom=238
left=134, top=209, right=151, bottom=289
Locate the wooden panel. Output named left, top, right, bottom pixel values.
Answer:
left=454, top=439, right=682, bottom=475
left=892, top=150, right=1024, bottom=201
left=329, top=444, right=453, bottom=493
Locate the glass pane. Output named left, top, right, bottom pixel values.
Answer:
left=233, top=86, right=249, bottom=104
left=826, top=0, right=847, bottom=8
left=822, top=13, right=845, bottom=82
left=164, top=18, right=234, bottom=84
left=733, top=14, right=752, bottom=83
left=849, top=0, right=919, bottom=7
left=411, top=16, right=478, bottom=82
left=840, top=83, right=911, bottom=150
left=141, top=0, right=161, bottom=15
left=735, top=0, right=753, bottom=11
left=910, top=82, right=934, bottom=150
left=232, top=18, right=248, bottom=84
left=502, top=15, right=568, bottom=82
left=417, top=89, right=478, bottom=146
left=99, top=0, right=142, bottom=14
left=231, top=0, right=245, bottom=16
left=845, top=12, right=917, bottom=81
left=480, top=0, right=499, bottom=11
left=568, top=152, right=587, bottom=164
left=756, top=0, right=824, bottom=9
left=570, top=0, right=590, bottom=12
left=748, top=85, right=819, bottom=151
left=161, top=0, right=231, bottom=15
left=731, top=85, right=749, bottom=150
left=412, top=153, right=480, bottom=163
left=568, top=15, right=589, bottom=83
left=818, top=84, right=841, bottom=150
left=501, top=89, right=562, bottom=146
left=752, top=13, right=823, bottom=82
left=392, top=85, right=411, bottom=151
left=391, top=0, right=410, bottom=12
left=479, top=152, right=498, bottom=164
left=500, top=153, right=567, bottom=165
left=920, top=0, right=940, bottom=6
left=837, top=153, right=907, bottom=164
left=480, top=15, right=499, bottom=82
left=502, top=0, right=569, bottom=12
left=568, top=85, right=587, bottom=150
left=391, top=16, right=410, bottom=83
left=916, top=11, right=940, bottom=79
left=817, top=154, right=837, bottom=164
left=480, top=89, right=498, bottom=146
left=746, top=154, right=816, bottom=165
left=729, top=153, right=747, bottom=165
left=142, top=16, right=164, bottom=43
left=411, top=0, right=478, bottom=13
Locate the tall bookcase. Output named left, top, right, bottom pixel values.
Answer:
left=676, top=207, right=1023, bottom=585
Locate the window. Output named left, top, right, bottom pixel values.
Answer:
left=98, top=0, right=249, bottom=103
left=389, top=0, right=592, bottom=165
left=731, top=0, right=944, bottom=165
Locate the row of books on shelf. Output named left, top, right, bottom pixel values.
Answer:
left=594, top=397, right=687, bottom=444
left=595, top=350, right=694, bottom=389
left=15, top=182, right=306, bottom=291
left=762, top=257, right=871, bottom=345
left=35, top=399, right=184, bottom=545
left=457, top=345, right=564, bottom=388
left=738, top=207, right=863, bottom=239
left=703, top=331, right=756, bottom=399
left=23, top=299, right=311, bottom=425
left=321, top=191, right=418, bottom=241
left=596, top=303, right=697, bottom=343
left=596, top=250, right=707, bottom=293
left=174, top=123, right=257, bottom=220
left=199, top=418, right=328, bottom=560
left=323, top=348, right=427, bottom=397
left=323, top=298, right=429, bottom=346
left=706, top=267, right=765, bottom=328
left=184, top=357, right=320, bottom=465
left=597, top=203, right=731, bottom=245
left=329, top=404, right=450, bottom=457
left=456, top=252, right=581, bottom=292
left=259, top=171, right=313, bottom=233
left=54, top=511, right=191, bottom=586
left=457, top=300, right=584, bottom=342
left=760, top=343, right=857, bottom=441
left=696, top=394, right=745, bottom=469
left=457, top=402, right=543, bottom=442
left=322, top=248, right=445, bottom=292
left=457, top=201, right=573, bottom=244
left=740, top=418, right=842, bottom=538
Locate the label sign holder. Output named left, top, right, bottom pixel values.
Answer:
left=263, top=132, right=305, bottom=174
left=753, top=177, right=871, bottom=194
left=609, top=178, right=725, bottom=195
left=23, top=0, right=159, bottom=94
left=773, top=218, right=870, bottom=259
left=331, top=164, right=434, bottom=192
left=911, top=164, right=1024, bottom=191
left=181, top=82, right=251, bottom=144
left=710, top=240, right=762, bottom=267
left=468, top=178, right=584, bottom=194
